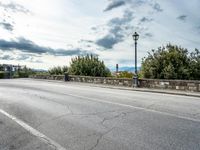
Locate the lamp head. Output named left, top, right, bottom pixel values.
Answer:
left=133, top=32, right=139, bottom=41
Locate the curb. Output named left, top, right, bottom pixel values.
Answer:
left=83, top=84, right=200, bottom=98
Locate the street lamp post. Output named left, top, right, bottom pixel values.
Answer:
left=132, top=32, right=139, bottom=87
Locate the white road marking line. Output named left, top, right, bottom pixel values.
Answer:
left=0, top=109, right=67, bottom=150
left=66, top=93, right=200, bottom=123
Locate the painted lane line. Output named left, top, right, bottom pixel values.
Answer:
left=66, top=93, right=200, bottom=123
left=0, top=109, right=67, bottom=150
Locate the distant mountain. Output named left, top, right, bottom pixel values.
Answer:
left=110, top=66, right=141, bottom=72
left=32, top=69, right=48, bottom=72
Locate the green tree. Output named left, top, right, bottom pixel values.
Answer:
left=0, top=64, right=3, bottom=71
left=189, top=49, right=200, bottom=80
left=141, top=44, right=191, bottom=79
left=69, top=54, right=111, bottom=77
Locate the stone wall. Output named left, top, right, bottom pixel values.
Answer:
left=140, top=79, right=200, bottom=92
left=31, top=75, right=65, bottom=81
left=30, top=75, right=133, bottom=87
left=30, top=75, right=200, bottom=92
left=69, top=75, right=133, bottom=87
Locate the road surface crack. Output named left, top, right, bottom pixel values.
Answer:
left=192, top=112, right=200, bottom=117
left=73, top=109, right=123, bottom=116
left=99, top=110, right=139, bottom=127
left=36, top=112, right=71, bottom=129
left=145, top=102, right=158, bottom=109
left=66, top=104, right=74, bottom=115
left=88, top=128, right=114, bottom=150
left=100, top=112, right=126, bottom=126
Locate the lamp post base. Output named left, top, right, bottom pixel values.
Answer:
left=133, top=75, right=138, bottom=88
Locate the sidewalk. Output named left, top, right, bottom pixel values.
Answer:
left=86, top=83, right=200, bottom=98
left=28, top=78, right=200, bottom=98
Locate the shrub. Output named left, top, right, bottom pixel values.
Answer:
left=69, top=54, right=111, bottom=77
left=0, top=71, right=10, bottom=79
left=48, top=66, right=68, bottom=75
left=116, top=71, right=134, bottom=78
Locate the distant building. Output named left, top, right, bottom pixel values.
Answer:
left=0, top=64, right=25, bottom=79
left=2, top=64, right=22, bottom=72
left=116, top=64, right=119, bottom=73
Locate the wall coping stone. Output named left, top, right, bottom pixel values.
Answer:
left=139, top=78, right=200, bottom=83
left=69, top=75, right=133, bottom=81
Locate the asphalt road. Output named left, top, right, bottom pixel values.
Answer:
left=0, top=79, right=200, bottom=150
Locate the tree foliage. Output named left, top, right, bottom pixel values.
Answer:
left=69, top=54, right=111, bottom=77
left=189, top=49, right=200, bottom=80
left=48, top=66, right=68, bottom=75
left=0, top=64, right=3, bottom=71
left=141, top=44, right=200, bottom=80
left=14, top=66, right=35, bottom=78
left=0, top=64, right=35, bottom=78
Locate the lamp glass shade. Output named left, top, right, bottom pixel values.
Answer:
left=133, top=32, right=139, bottom=41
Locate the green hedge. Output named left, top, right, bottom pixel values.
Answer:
left=18, top=71, right=29, bottom=78
left=0, top=71, right=10, bottom=79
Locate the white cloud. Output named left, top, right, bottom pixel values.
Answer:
left=0, top=0, right=199, bottom=70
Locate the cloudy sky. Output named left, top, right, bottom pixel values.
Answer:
left=0, top=0, right=199, bottom=70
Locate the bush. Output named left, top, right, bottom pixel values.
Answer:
left=48, top=66, right=68, bottom=75
left=0, top=71, right=4, bottom=79
left=69, top=54, right=111, bottom=77
left=0, top=71, right=10, bottom=79
left=17, top=66, right=36, bottom=78
left=18, top=71, right=29, bottom=78
left=116, top=71, right=134, bottom=78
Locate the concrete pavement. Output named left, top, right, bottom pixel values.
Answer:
left=0, top=79, right=200, bottom=150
